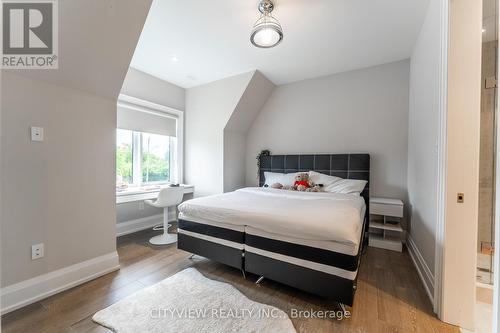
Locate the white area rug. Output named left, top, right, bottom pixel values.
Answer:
left=93, top=268, right=296, bottom=333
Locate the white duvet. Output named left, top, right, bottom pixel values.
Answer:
left=178, top=187, right=365, bottom=246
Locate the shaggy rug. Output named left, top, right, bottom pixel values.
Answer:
left=93, top=268, right=296, bottom=333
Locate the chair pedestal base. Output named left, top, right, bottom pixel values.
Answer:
left=149, top=233, right=178, bottom=245
left=149, top=207, right=178, bottom=245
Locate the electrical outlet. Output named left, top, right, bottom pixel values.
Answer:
left=138, top=202, right=145, bottom=210
left=32, top=243, right=44, bottom=260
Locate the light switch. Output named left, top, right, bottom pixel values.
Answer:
left=31, top=126, right=44, bottom=142
left=485, top=77, right=497, bottom=89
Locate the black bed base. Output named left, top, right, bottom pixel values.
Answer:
left=245, top=252, right=356, bottom=306
left=178, top=233, right=358, bottom=306
left=178, top=233, right=243, bottom=269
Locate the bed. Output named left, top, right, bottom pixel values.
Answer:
left=178, top=154, right=370, bottom=306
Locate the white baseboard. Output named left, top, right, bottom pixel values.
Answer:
left=407, top=235, right=435, bottom=306
left=116, top=211, right=177, bottom=237
left=1, top=251, right=120, bottom=315
left=459, top=328, right=474, bottom=333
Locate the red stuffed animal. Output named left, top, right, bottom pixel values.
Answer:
left=293, top=173, right=311, bottom=191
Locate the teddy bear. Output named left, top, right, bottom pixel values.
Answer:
left=274, top=183, right=295, bottom=191
left=293, top=173, right=312, bottom=191
left=270, top=174, right=324, bottom=192
left=306, top=183, right=324, bottom=192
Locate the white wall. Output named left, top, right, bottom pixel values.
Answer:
left=1, top=73, right=117, bottom=286
left=246, top=60, right=410, bottom=202
left=407, top=0, right=442, bottom=297
left=223, top=131, right=248, bottom=192
left=184, top=72, right=254, bottom=197
left=121, top=68, right=185, bottom=110
left=223, top=71, right=275, bottom=192
left=0, top=0, right=151, bottom=313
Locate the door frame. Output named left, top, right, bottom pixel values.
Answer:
left=433, top=0, right=449, bottom=319
left=493, top=0, right=500, bottom=328
left=434, top=0, right=483, bottom=329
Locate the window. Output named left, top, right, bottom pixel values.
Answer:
left=116, top=95, right=184, bottom=189
left=141, top=132, right=171, bottom=183
left=116, top=130, right=177, bottom=187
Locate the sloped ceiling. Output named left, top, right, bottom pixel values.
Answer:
left=222, top=71, right=275, bottom=192
left=5, top=0, right=153, bottom=99
left=225, top=71, right=275, bottom=133
left=184, top=71, right=256, bottom=196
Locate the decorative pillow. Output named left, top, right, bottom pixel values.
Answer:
left=327, top=179, right=368, bottom=195
left=308, top=171, right=367, bottom=195
left=264, top=172, right=298, bottom=187
left=308, top=171, right=342, bottom=188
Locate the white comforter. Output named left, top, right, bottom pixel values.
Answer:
left=178, top=187, right=365, bottom=246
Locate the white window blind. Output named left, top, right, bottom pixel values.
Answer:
left=117, top=105, right=177, bottom=137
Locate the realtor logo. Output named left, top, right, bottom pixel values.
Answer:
left=2, top=0, right=58, bottom=68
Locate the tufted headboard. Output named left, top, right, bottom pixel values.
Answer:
left=258, top=154, right=371, bottom=240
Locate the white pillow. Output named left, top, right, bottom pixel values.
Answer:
left=327, top=179, right=368, bottom=195
left=264, top=172, right=298, bottom=186
left=308, top=171, right=367, bottom=194
left=308, top=171, right=342, bottom=188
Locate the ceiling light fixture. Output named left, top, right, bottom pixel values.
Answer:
left=171, top=55, right=179, bottom=62
left=250, top=0, right=283, bottom=48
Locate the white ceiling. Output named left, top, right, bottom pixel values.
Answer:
left=131, top=0, right=430, bottom=88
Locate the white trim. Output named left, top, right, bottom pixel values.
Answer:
left=434, top=0, right=449, bottom=318
left=245, top=246, right=358, bottom=280
left=118, top=94, right=183, bottom=118
left=459, top=328, right=474, bottom=333
left=246, top=227, right=359, bottom=255
left=117, top=94, right=184, bottom=184
left=177, top=213, right=245, bottom=232
left=132, top=131, right=141, bottom=186
left=116, top=185, right=194, bottom=204
left=177, top=229, right=245, bottom=250
left=407, top=235, right=435, bottom=305
left=116, top=214, right=163, bottom=237
left=493, top=0, right=500, bottom=329
left=477, top=281, right=494, bottom=290
left=115, top=211, right=177, bottom=237
left=0, top=251, right=120, bottom=315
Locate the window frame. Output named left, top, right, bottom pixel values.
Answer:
left=117, top=94, right=184, bottom=186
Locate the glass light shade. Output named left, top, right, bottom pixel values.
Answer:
left=250, top=14, right=283, bottom=48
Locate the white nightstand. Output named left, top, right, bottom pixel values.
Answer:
left=368, top=197, right=404, bottom=252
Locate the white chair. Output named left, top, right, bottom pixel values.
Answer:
left=145, top=186, right=184, bottom=245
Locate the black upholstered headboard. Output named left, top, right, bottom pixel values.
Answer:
left=258, top=153, right=370, bottom=228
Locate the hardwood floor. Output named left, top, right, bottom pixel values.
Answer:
left=1, top=228, right=459, bottom=333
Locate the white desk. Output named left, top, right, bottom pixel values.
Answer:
left=116, top=184, right=194, bottom=204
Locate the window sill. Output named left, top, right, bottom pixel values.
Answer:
left=116, top=184, right=194, bottom=204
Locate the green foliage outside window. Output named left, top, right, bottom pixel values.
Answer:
left=117, top=144, right=133, bottom=183
left=116, top=130, right=171, bottom=186
left=142, top=152, right=169, bottom=182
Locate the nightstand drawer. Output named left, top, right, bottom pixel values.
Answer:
left=370, top=198, right=404, bottom=217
